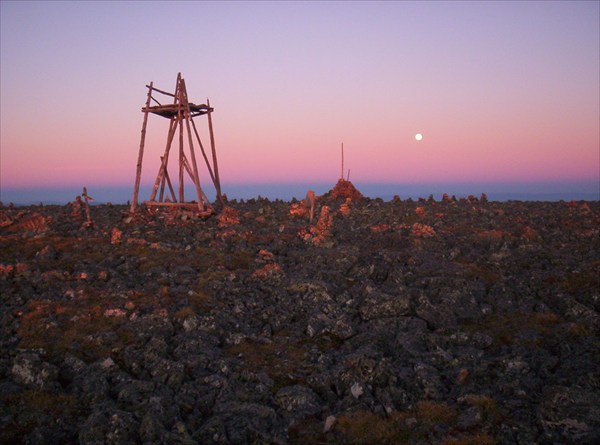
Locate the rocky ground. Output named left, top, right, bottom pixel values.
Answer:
left=1, top=181, right=599, bottom=444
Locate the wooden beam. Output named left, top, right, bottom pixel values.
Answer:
left=178, top=108, right=185, bottom=204
left=181, top=78, right=206, bottom=212
left=159, top=162, right=166, bottom=202
left=164, top=165, right=177, bottom=203
left=146, top=85, right=176, bottom=98
left=190, top=117, right=217, bottom=185
left=131, top=81, right=153, bottom=213
left=149, top=117, right=177, bottom=201
left=206, top=98, right=223, bottom=204
left=182, top=154, right=195, bottom=182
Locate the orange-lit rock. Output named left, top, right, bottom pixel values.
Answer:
left=69, top=196, right=83, bottom=218
left=329, top=179, right=363, bottom=201
left=290, top=191, right=317, bottom=222
left=411, top=223, right=436, bottom=238
left=104, top=308, right=127, bottom=318
left=339, top=198, right=352, bottom=216
left=218, top=207, right=240, bottom=227
left=98, top=271, right=109, bottom=281
left=370, top=224, right=391, bottom=233
left=315, top=205, right=332, bottom=234
left=415, top=206, right=426, bottom=216
left=7, top=213, right=50, bottom=234
left=299, top=205, right=333, bottom=246
left=0, top=212, right=13, bottom=228
left=258, top=249, right=275, bottom=263
left=252, top=263, right=283, bottom=279
left=289, top=202, right=309, bottom=219
left=110, top=227, right=123, bottom=245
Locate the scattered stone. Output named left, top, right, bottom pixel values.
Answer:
left=323, top=415, right=336, bottom=433
left=350, top=382, right=364, bottom=399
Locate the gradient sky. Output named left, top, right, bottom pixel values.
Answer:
left=1, top=1, right=599, bottom=192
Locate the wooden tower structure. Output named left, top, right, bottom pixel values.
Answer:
left=130, top=73, right=222, bottom=214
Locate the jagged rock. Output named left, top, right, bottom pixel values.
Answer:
left=194, top=402, right=284, bottom=445
left=275, top=385, right=322, bottom=416
left=79, top=408, right=139, bottom=445
left=139, top=412, right=169, bottom=444
left=150, top=358, right=185, bottom=389
left=11, top=353, right=59, bottom=391
left=457, top=405, right=482, bottom=429
left=539, top=386, right=600, bottom=444
left=415, top=292, right=457, bottom=329
left=323, top=415, right=336, bottom=432
left=306, top=311, right=355, bottom=339
left=358, top=286, right=411, bottom=320
left=414, top=362, right=445, bottom=400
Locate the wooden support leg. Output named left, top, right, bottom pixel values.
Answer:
left=207, top=99, right=223, bottom=204
left=150, top=117, right=177, bottom=202
left=181, top=79, right=207, bottom=211
left=130, top=82, right=153, bottom=213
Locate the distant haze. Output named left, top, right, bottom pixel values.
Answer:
left=2, top=180, right=598, bottom=206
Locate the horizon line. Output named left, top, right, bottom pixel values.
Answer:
left=1, top=179, right=598, bottom=205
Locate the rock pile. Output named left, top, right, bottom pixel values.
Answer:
left=0, top=196, right=599, bottom=444
left=326, top=179, right=363, bottom=201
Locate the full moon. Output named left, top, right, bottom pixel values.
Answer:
left=415, top=133, right=423, bottom=141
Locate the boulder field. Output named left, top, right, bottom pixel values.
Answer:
left=1, top=191, right=599, bottom=444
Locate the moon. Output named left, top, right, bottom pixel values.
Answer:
left=415, top=133, right=423, bottom=141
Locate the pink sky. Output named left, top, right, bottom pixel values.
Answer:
left=1, top=1, right=598, bottom=192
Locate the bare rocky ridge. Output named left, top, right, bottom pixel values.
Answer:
left=0, top=190, right=599, bottom=444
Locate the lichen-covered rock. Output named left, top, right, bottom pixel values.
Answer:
left=11, top=353, right=59, bottom=391
left=358, top=287, right=412, bottom=320
left=275, top=385, right=322, bottom=416
left=79, top=409, right=139, bottom=445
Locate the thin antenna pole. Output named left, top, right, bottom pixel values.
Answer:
left=341, top=142, right=344, bottom=180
